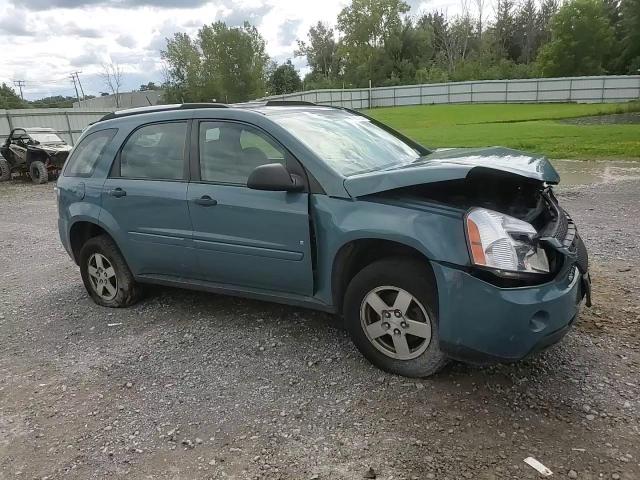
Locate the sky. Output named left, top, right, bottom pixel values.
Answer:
left=0, top=0, right=460, bottom=101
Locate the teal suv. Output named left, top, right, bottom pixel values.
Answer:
left=57, top=103, right=591, bottom=377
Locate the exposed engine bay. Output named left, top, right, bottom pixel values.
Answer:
left=390, top=168, right=553, bottom=227
left=370, top=167, right=589, bottom=294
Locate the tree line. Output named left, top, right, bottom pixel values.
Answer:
left=160, top=0, right=639, bottom=103
left=2, top=0, right=638, bottom=108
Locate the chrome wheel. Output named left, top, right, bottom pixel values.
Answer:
left=87, top=253, right=118, bottom=301
left=360, top=286, right=432, bottom=360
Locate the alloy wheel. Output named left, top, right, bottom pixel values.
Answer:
left=87, top=253, right=118, bottom=301
left=360, top=286, right=432, bottom=360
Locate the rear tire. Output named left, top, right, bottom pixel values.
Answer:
left=79, top=235, right=142, bottom=308
left=0, top=158, right=10, bottom=181
left=29, top=161, right=48, bottom=184
left=344, top=257, right=448, bottom=378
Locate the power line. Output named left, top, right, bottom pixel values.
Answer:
left=69, top=74, right=81, bottom=103
left=22, top=78, right=74, bottom=85
left=13, top=80, right=26, bottom=100
left=71, top=71, right=86, bottom=100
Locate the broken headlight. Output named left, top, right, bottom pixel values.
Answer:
left=465, top=208, right=549, bottom=274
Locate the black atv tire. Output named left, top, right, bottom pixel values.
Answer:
left=79, top=235, right=142, bottom=308
left=0, top=157, right=10, bottom=181
left=29, top=161, right=48, bottom=184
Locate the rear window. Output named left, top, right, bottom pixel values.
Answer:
left=64, top=129, right=117, bottom=177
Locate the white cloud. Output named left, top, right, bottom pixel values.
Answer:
left=0, top=0, right=461, bottom=100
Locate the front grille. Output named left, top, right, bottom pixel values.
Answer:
left=554, top=208, right=569, bottom=243
left=540, top=191, right=576, bottom=248
left=574, top=234, right=589, bottom=273
left=540, top=191, right=588, bottom=273
left=554, top=209, right=576, bottom=248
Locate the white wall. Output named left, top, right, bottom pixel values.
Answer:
left=260, top=75, right=640, bottom=108
left=73, top=90, right=164, bottom=109
left=0, top=108, right=111, bottom=145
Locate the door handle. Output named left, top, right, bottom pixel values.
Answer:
left=109, top=188, right=126, bottom=198
left=194, top=195, right=218, bottom=206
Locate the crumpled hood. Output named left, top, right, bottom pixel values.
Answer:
left=343, top=147, right=560, bottom=197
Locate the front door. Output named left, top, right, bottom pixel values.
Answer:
left=101, top=121, right=195, bottom=278
left=187, top=120, right=313, bottom=296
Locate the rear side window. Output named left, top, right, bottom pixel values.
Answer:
left=64, top=129, right=117, bottom=177
left=119, top=122, right=187, bottom=180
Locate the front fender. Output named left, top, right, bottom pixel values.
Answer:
left=311, top=194, right=470, bottom=305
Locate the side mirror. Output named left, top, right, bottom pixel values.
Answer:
left=247, top=163, right=304, bottom=192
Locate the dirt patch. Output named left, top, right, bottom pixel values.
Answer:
left=0, top=180, right=639, bottom=479
left=560, top=112, right=640, bottom=125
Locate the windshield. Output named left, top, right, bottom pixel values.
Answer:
left=29, top=132, right=64, bottom=144
left=267, top=109, right=423, bottom=176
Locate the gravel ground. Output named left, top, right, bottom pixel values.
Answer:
left=0, top=178, right=638, bottom=480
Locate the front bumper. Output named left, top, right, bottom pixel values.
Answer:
left=433, top=260, right=587, bottom=364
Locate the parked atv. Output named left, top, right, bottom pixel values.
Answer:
left=0, top=128, right=72, bottom=184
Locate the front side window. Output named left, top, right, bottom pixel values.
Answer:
left=119, top=122, right=187, bottom=180
left=267, top=109, right=423, bottom=176
left=64, top=129, right=117, bottom=177
left=199, top=121, right=285, bottom=185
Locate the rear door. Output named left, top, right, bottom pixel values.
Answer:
left=187, top=120, right=313, bottom=295
left=101, top=121, right=196, bottom=278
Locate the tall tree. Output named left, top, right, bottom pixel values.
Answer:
left=620, top=0, right=640, bottom=73
left=515, top=0, right=539, bottom=64
left=295, top=22, right=341, bottom=81
left=602, top=0, right=624, bottom=73
left=162, top=22, right=269, bottom=103
left=101, top=63, right=124, bottom=107
left=537, top=0, right=559, bottom=46
left=161, top=32, right=203, bottom=102
left=491, top=0, right=518, bottom=60
left=337, top=0, right=410, bottom=84
left=432, top=12, right=474, bottom=75
left=199, top=22, right=269, bottom=103
left=537, top=0, right=614, bottom=76
left=267, top=60, right=303, bottom=95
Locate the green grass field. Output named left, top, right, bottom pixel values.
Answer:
left=365, top=102, right=640, bottom=160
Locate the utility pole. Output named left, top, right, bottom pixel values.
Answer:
left=70, top=74, right=81, bottom=104
left=71, top=71, right=85, bottom=100
left=13, top=80, right=26, bottom=100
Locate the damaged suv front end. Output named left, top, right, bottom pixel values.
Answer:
left=344, top=147, right=590, bottom=363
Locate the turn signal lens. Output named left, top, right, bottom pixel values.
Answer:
left=466, top=216, right=486, bottom=266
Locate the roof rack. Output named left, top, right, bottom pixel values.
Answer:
left=99, top=103, right=229, bottom=122
left=264, top=100, right=317, bottom=107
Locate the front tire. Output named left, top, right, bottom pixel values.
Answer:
left=79, top=235, right=141, bottom=307
left=0, top=157, right=10, bottom=181
left=344, top=257, right=447, bottom=378
left=29, top=161, right=48, bottom=184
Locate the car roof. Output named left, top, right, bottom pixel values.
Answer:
left=97, top=101, right=343, bottom=123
